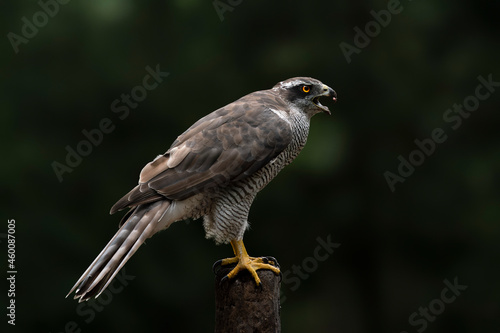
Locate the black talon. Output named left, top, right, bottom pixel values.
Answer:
left=265, top=256, right=279, bottom=268
left=212, top=259, right=223, bottom=274
left=220, top=275, right=229, bottom=285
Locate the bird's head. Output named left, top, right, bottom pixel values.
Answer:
left=273, top=77, right=337, bottom=117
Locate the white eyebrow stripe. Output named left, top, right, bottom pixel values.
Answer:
left=279, top=80, right=305, bottom=89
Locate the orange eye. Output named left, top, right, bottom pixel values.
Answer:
left=302, top=85, right=310, bottom=93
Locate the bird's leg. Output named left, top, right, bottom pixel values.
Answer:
left=220, top=239, right=280, bottom=285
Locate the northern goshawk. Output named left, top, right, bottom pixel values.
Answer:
left=68, top=77, right=337, bottom=302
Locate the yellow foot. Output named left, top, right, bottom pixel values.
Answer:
left=219, top=240, right=280, bottom=285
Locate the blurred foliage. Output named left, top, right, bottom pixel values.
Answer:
left=1, top=0, right=499, bottom=332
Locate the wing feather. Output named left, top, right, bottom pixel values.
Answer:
left=110, top=90, right=292, bottom=213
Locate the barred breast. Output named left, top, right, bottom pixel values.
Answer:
left=202, top=105, right=311, bottom=244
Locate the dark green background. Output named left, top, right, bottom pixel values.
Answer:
left=2, top=1, right=499, bottom=332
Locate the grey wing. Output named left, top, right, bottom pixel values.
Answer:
left=110, top=92, right=292, bottom=213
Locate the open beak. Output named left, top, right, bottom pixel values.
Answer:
left=313, top=85, right=337, bottom=115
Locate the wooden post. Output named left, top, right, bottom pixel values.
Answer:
left=213, top=258, right=281, bottom=333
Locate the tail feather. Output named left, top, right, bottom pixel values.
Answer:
left=67, top=200, right=170, bottom=302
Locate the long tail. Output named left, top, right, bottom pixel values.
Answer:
left=67, top=200, right=170, bottom=302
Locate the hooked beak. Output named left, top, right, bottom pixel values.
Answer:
left=312, top=84, right=337, bottom=115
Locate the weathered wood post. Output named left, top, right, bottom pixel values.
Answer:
left=213, top=259, right=281, bottom=333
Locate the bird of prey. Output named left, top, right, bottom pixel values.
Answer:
left=68, top=77, right=337, bottom=302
